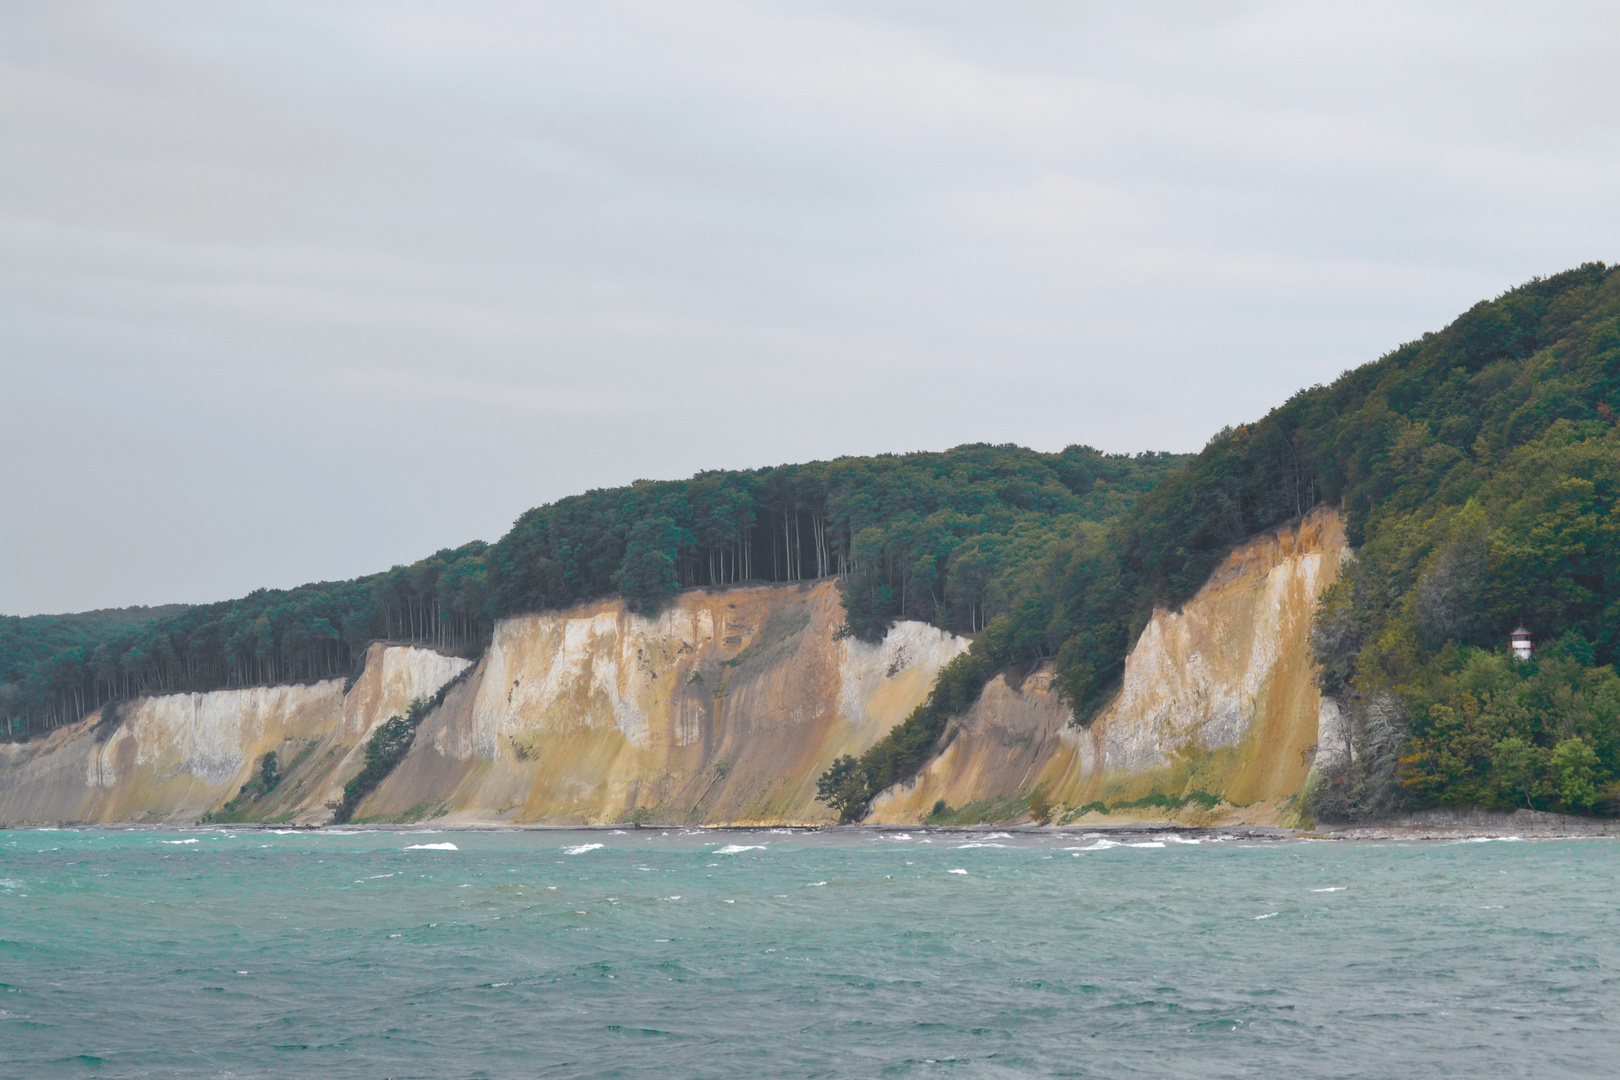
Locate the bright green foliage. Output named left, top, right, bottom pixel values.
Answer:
left=1396, top=648, right=1620, bottom=813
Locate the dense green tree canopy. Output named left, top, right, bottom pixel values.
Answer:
left=3, top=445, right=1176, bottom=740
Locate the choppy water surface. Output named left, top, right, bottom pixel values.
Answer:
left=3, top=827, right=1617, bottom=1078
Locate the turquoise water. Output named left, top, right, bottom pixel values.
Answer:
left=2, top=828, right=1617, bottom=1078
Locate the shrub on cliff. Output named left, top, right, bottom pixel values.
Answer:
left=335, top=696, right=432, bottom=823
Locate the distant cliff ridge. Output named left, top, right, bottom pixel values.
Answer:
left=0, top=510, right=1347, bottom=828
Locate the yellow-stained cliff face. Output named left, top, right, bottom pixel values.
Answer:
left=0, top=644, right=469, bottom=826
left=872, top=507, right=1349, bottom=826
left=359, top=580, right=968, bottom=824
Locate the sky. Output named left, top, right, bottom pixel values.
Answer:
left=4, top=2, right=1619, bottom=615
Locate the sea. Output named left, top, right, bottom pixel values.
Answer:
left=2, top=827, right=1616, bottom=1078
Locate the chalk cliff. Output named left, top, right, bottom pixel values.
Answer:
left=869, top=506, right=1349, bottom=825
left=358, top=581, right=967, bottom=824
left=0, top=644, right=468, bottom=826
left=0, top=509, right=1347, bottom=827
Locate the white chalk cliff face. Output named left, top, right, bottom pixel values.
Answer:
left=0, top=512, right=1347, bottom=827
left=360, top=581, right=967, bottom=824
left=0, top=644, right=468, bottom=826
left=873, top=508, right=1350, bottom=826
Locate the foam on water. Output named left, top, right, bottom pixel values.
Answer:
left=404, top=843, right=458, bottom=851
left=713, top=844, right=766, bottom=855
left=563, top=843, right=605, bottom=855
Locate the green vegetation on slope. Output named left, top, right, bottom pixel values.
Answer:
left=827, top=263, right=1620, bottom=821
left=335, top=697, right=431, bottom=824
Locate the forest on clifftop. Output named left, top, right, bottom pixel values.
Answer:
left=1, top=445, right=1179, bottom=737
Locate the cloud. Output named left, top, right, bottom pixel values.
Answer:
left=2, top=1, right=1618, bottom=611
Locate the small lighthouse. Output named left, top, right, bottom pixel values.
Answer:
left=1511, top=625, right=1533, bottom=661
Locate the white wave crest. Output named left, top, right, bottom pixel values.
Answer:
left=564, top=843, right=604, bottom=855
left=948, top=868, right=969, bottom=874
left=405, top=842, right=458, bottom=851
left=1255, top=912, right=1279, bottom=920
left=714, top=844, right=766, bottom=855
left=1312, top=886, right=1345, bottom=893
left=162, top=839, right=199, bottom=845
left=956, top=843, right=1006, bottom=849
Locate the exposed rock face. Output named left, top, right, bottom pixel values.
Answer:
left=0, top=511, right=1346, bottom=827
left=874, top=507, right=1350, bottom=825
left=0, top=644, right=468, bottom=826
left=868, top=664, right=1074, bottom=823
left=359, top=581, right=967, bottom=824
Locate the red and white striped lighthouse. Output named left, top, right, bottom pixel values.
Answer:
left=1511, top=625, right=1533, bottom=661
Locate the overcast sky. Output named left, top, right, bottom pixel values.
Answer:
left=4, top=2, right=1618, bottom=615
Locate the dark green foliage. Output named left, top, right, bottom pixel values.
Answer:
left=815, top=755, right=871, bottom=823
left=222, top=752, right=282, bottom=815
left=336, top=697, right=431, bottom=823
left=815, top=619, right=1017, bottom=820
left=613, top=517, right=690, bottom=611
left=1280, top=263, right=1620, bottom=816
left=1062, top=792, right=1219, bottom=818
left=1037, top=263, right=1620, bottom=727
left=2, top=543, right=492, bottom=740
left=333, top=663, right=478, bottom=822
left=487, top=444, right=1182, bottom=638
left=6, top=445, right=1175, bottom=741
left=1110, top=790, right=1221, bottom=812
